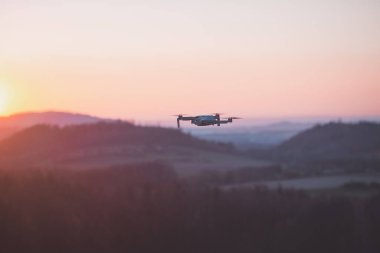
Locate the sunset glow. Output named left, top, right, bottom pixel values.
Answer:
left=0, top=0, right=379, bottom=121
left=0, top=81, right=10, bottom=115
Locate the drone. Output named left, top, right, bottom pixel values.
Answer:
left=174, top=113, right=241, bottom=128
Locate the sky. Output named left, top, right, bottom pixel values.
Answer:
left=0, top=0, right=379, bottom=121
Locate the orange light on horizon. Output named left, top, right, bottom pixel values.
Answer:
left=0, top=81, right=11, bottom=115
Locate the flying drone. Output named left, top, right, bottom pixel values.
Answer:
left=174, top=113, right=241, bottom=128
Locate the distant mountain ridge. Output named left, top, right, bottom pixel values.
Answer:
left=274, top=122, right=380, bottom=161
left=0, top=111, right=114, bottom=140
left=0, top=111, right=110, bottom=127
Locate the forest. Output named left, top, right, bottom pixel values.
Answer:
left=0, top=163, right=379, bottom=253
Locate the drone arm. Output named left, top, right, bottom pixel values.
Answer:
left=218, top=118, right=234, bottom=124
left=219, top=117, right=240, bottom=125
left=180, top=117, right=196, bottom=121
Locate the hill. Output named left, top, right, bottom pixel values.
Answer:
left=0, top=122, right=220, bottom=155
left=274, top=122, right=380, bottom=161
left=0, top=111, right=110, bottom=128
left=0, top=122, right=267, bottom=176
left=0, top=111, right=113, bottom=140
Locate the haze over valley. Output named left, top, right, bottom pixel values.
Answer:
left=1, top=111, right=379, bottom=189
left=1, top=0, right=379, bottom=252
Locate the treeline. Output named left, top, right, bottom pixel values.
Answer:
left=0, top=163, right=379, bottom=253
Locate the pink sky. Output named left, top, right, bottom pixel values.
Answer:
left=0, top=0, right=379, bottom=121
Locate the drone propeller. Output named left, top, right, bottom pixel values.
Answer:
left=222, top=117, right=242, bottom=121
left=172, top=114, right=189, bottom=120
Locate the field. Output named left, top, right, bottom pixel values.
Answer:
left=226, top=174, right=380, bottom=190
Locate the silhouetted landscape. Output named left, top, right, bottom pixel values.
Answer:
left=0, top=114, right=379, bottom=253
left=2, top=0, right=379, bottom=251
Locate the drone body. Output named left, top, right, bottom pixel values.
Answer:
left=174, top=113, right=240, bottom=128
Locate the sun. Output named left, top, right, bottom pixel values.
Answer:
left=0, top=81, right=10, bottom=115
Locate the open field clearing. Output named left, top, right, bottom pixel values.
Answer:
left=226, top=174, right=380, bottom=190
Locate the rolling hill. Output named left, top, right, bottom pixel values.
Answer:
left=0, top=111, right=110, bottom=127
left=274, top=122, right=380, bottom=161
left=0, top=111, right=113, bottom=140
left=0, top=122, right=267, bottom=176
